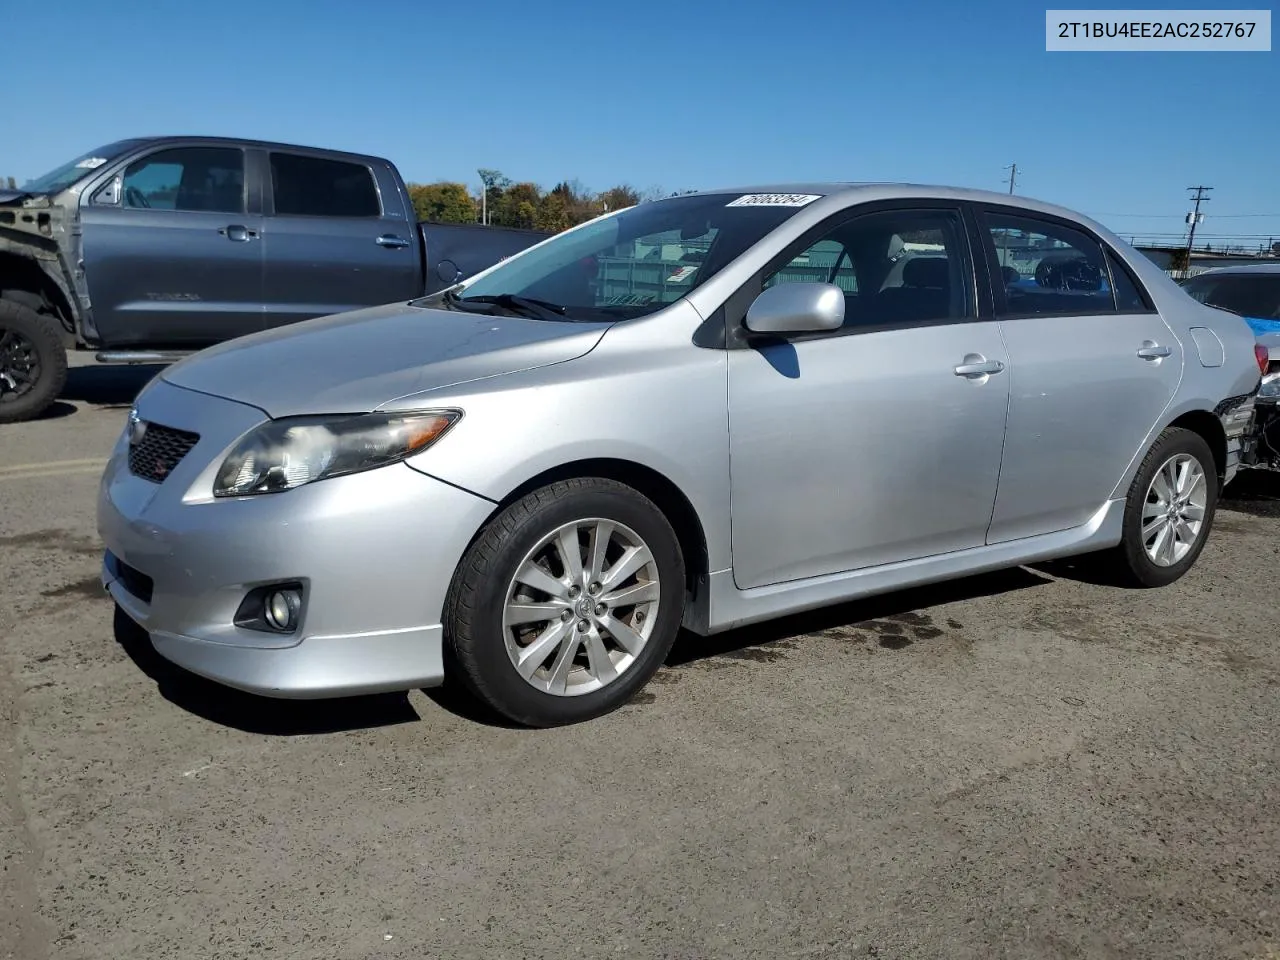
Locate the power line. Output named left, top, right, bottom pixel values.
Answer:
left=1089, top=212, right=1280, bottom=219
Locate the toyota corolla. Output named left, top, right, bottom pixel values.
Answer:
left=98, top=184, right=1263, bottom=726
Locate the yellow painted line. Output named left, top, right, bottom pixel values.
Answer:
left=0, top=458, right=109, bottom=476
left=0, top=459, right=108, bottom=482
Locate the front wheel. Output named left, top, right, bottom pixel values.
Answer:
left=0, top=299, right=68, bottom=424
left=443, top=478, right=686, bottom=727
left=1106, top=426, right=1219, bottom=588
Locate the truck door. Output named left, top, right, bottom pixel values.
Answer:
left=259, top=151, right=422, bottom=329
left=79, top=144, right=264, bottom=346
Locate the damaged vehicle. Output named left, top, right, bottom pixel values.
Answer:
left=99, top=184, right=1263, bottom=727
left=0, top=137, right=549, bottom=423
left=1179, top=264, right=1280, bottom=472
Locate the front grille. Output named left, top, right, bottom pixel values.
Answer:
left=128, top=423, right=199, bottom=483
left=105, top=551, right=154, bottom=604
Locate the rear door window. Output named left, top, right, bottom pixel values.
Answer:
left=982, top=212, right=1116, bottom=316
left=269, top=152, right=381, bottom=218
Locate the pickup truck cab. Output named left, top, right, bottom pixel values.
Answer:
left=0, top=135, right=549, bottom=423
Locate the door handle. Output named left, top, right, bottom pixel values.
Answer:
left=1137, top=342, right=1172, bottom=360
left=954, top=356, right=1006, bottom=378
left=219, top=224, right=257, bottom=242
left=376, top=234, right=411, bottom=248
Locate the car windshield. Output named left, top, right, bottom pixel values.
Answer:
left=1182, top=273, right=1280, bottom=320
left=19, top=139, right=146, bottom=195
left=430, top=192, right=820, bottom=321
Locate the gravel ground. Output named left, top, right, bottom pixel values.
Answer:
left=2, top=355, right=1279, bottom=960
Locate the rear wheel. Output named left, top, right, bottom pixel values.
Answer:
left=1105, top=426, right=1218, bottom=587
left=443, top=478, right=685, bottom=727
left=0, top=299, right=68, bottom=424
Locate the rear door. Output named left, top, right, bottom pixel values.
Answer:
left=975, top=205, right=1183, bottom=543
left=259, top=151, right=421, bottom=328
left=79, top=144, right=264, bottom=346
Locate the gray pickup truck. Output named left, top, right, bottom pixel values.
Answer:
left=0, top=136, right=551, bottom=423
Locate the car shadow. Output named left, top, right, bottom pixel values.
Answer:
left=61, top=362, right=166, bottom=410
left=668, top=566, right=1051, bottom=665
left=114, top=567, right=1054, bottom=733
left=112, top=606, right=421, bottom=736
left=1220, top=469, right=1280, bottom=519
left=30, top=400, right=78, bottom=422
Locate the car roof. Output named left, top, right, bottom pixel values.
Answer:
left=126, top=135, right=390, bottom=166
left=1187, top=262, right=1280, bottom=277
left=673, top=182, right=1119, bottom=236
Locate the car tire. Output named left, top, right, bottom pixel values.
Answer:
left=1104, top=426, right=1219, bottom=588
left=0, top=298, right=68, bottom=425
left=443, top=477, right=686, bottom=727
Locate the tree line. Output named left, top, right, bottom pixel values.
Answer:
left=406, top=171, right=693, bottom=232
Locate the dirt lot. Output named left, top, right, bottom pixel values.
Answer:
left=2, top=355, right=1278, bottom=960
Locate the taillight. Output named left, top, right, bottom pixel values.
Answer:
left=1256, top=343, right=1269, bottom=375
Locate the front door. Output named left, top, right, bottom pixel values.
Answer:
left=976, top=207, right=1184, bottom=543
left=79, top=144, right=264, bottom=346
left=727, top=205, right=1011, bottom=590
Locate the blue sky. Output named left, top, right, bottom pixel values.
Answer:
left=7, top=0, right=1278, bottom=248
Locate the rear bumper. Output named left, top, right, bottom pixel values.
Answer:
left=1217, top=390, right=1259, bottom=483
left=1240, top=397, right=1280, bottom=471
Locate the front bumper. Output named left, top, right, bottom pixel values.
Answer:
left=97, top=378, right=496, bottom=698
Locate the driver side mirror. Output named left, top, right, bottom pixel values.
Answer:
left=745, top=282, right=845, bottom=335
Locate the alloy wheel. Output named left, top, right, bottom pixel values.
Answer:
left=502, top=518, right=662, bottom=696
left=0, top=327, right=40, bottom=402
left=1141, top=453, right=1208, bottom=567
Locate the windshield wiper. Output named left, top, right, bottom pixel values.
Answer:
left=456, top=293, right=569, bottom=320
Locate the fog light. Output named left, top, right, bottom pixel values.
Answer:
left=234, top=582, right=304, bottom=634
left=264, top=589, right=300, bottom=631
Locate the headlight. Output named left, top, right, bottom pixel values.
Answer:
left=1261, top=372, right=1280, bottom=399
left=213, top=410, right=460, bottom=497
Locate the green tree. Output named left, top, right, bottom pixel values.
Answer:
left=598, top=185, right=640, bottom=213
left=535, top=191, right=571, bottom=232
left=406, top=182, right=476, bottom=223
left=493, top=182, right=541, bottom=229
left=477, top=168, right=511, bottom=224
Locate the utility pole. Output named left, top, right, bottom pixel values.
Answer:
left=1003, top=162, right=1019, bottom=194
left=1184, top=185, right=1212, bottom=263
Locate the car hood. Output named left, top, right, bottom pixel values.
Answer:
left=160, top=303, right=612, bottom=418
left=0, top=189, right=32, bottom=205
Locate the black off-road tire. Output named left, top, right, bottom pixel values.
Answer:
left=1103, top=426, right=1219, bottom=588
left=0, top=298, right=68, bottom=424
left=443, top=478, right=686, bottom=728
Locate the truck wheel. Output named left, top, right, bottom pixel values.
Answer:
left=0, top=299, right=68, bottom=424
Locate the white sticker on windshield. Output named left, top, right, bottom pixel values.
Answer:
left=667, top=265, right=698, bottom=283
left=725, top=193, right=822, bottom=207
left=75, top=157, right=108, bottom=169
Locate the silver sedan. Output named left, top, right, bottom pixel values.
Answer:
left=98, top=184, right=1263, bottom=726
